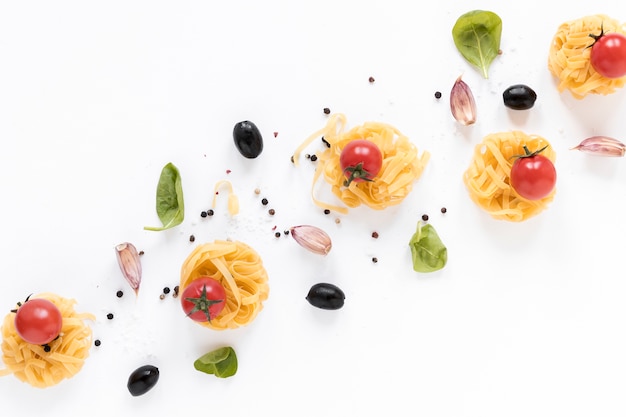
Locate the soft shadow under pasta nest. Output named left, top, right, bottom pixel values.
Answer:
left=463, top=131, right=556, bottom=222
left=180, top=240, right=269, bottom=331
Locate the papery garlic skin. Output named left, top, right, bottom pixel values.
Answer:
left=450, top=75, right=477, bottom=126
left=289, top=225, right=332, bottom=255
left=115, top=242, right=142, bottom=294
left=571, top=136, right=626, bottom=157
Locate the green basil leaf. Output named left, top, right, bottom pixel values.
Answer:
left=144, top=162, right=184, bottom=231
left=452, top=10, right=502, bottom=79
left=194, top=346, right=238, bottom=378
left=408, top=222, right=447, bottom=273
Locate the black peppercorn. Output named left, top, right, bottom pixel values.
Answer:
left=441, top=207, right=447, bottom=214
left=422, top=214, right=429, bottom=221
left=94, top=339, right=101, bottom=347
left=310, top=154, right=318, bottom=162
left=163, top=287, right=170, bottom=294
left=261, top=198, right=268, bottom=206
left=107, top=313, right=114, bottom=320
left=116, top=290, right=124, bottom=298
left=323, top=107, right=331, bottom=114
left=207, top=209, right=214, bottom=216
left=435, top=91, right=442, bottom=99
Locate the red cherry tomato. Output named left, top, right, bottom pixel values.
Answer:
left=14, top=298, right=63, bottom=345
left=590, top=30, right=626, bottom=79
left=339, top=139, right=383, bottom=186
left=181, top=277, right=226, bottom=322
left=510, top=146, right=557, bottom=201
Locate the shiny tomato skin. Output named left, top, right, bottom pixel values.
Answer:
left=510, top=154, right=556, bottom=200
left=591, top=32, right=626, bottom=79
left=181, top=277, right=226, bottom=322
left=339, top=140, right=383, bottom=183
left=14, top=298, right=63, bottom=345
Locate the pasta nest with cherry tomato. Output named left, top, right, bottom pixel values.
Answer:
left=293, top=113, right=430, bottom=214
left=548, top=14, right=626, bottom=99
left=0, top=293, right=94, bottom=388
left=179, top=240, right=269, bottom=331
left=463, top=131, right=557, bottom=222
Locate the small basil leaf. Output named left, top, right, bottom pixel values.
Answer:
left=408, top=222, right=447, bottom=273
left=194, top=346, right=238, bottom=378
left=144, top=162, right=184, bottom=231
left=452, top=10, right=502, bottom=79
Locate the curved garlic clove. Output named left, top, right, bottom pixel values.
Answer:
left=571, top=136, right=626, bottom=157
left=450, top=75, right=477, bottom=126
left=115, top=242, right=142, bottom=295
left=289, top=225, right=332, bottom=255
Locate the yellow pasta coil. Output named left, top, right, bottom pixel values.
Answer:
left=180, top=240, right=269, bottom=330
left=293, top=113, right=430, bottom=214
left=548, top=14, right=626, bottom=99
left=463, top=131, right=556, bottom=222
left=0, top=293, right=94, bottom=388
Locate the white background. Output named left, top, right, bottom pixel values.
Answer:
left=1, top=1, right=626, bottom=416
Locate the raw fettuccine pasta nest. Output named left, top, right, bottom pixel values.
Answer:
left=180, top=240, right=269, bottom=330
left=463, top=131, right=556, bottom=222
left=0, top=293, right=94, bottom=388
left=293, top=113, right=430, bottom=214
left=548, top=14, right=626, bottom=99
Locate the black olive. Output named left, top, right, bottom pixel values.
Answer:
left=233, top=120, right=263, bottom=158
left=502, top=84, right=537, bottom=110
left=127, top=365, right=159, bottom=397
left=306, top=283, right=345, bottom=310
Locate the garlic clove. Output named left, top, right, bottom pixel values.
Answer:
left=289, top=225, right=332, bottom=255
left=450, top=75, right=477, bottom=126
left=115, top=242, right=142, bottom=295
left=571, top=136, right=626, bottom=157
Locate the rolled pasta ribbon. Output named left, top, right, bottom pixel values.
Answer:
left=180, top=240, right=269, bottom=330
left=293, top=113, right=430, bottom=214
left=463, top=131, right=557, bottom=222
left=548, top=14, right=626, bottom=99
left=0, top=293, right=94, bottom=388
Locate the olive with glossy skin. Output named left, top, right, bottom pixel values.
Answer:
left=306, top=283, right=345, bottom=310
left=233, top=120, right=263, bottom=158
left=127, top=365, right=159, bottom=396
left=502, top=84, right=537, bottom=110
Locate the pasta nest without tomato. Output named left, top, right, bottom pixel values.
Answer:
left=0, top=293, right=94, bottom=388
left=293, top=113, right=430, bottom=214
left=548, top=14, right=626, bottom=99
left=180, top=240, right=269, bottom=330
left=463, top=131, right=556, bottom=222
